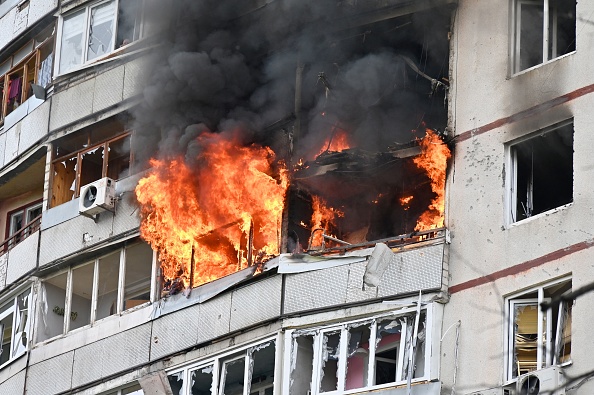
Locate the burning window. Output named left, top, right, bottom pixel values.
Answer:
left=512, top=0, right=576, bottom=73
left=506, top=277, right=572, bottom=380
left=167, top=339, right=276, bottom=395
left=51, top=117, right=132, bottom=208
left=287, top=308, right=430, bottom=394
left=507, top=121, right=573, bottom=224
left=0, top=287, right=32, bottom=368
left=57, top=0, right=145, bottom=74
left=36, top=240, right=155, bottom=342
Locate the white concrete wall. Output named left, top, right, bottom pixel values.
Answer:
left=443, top=0, right=594, bottom=393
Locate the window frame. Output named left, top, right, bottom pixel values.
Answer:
left=0, top=285, right=33, bottom=370
left=283, top=306, right=433, bottom=395
left=167, top=335, right=280, bottom=395
left=37, top=240, right=158, bottom=342
left=55, top=0, right=146, bottom=76
left=504, top=119, right=574, bottom=226
left=511, top=0, right=576, bottom=74
left=4, top=199, right=43, bottom=247
left=504, top=276, right=572, bottom=382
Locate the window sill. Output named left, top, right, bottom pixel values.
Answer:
left=0, top=350, right=26, bottom=372
left=510, top=51, right=576, bottom=78
left=506, top=202, right=573, bottom=229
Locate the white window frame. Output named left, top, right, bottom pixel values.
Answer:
left=167, top=335, right=280, bottom=395
left=511, top=0, right=576, bottom=74
left=0, top=285, right=33, bottom=370
left=504, top=119, right=573, bottom=226
left=504, top=276, right=572, bottom=382
left=55, top=0, right=146, bottom=76
left=38, top=240, right=157, bottom=341
left=283, top=306, right=434, bottom=395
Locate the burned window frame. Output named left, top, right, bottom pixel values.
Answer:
left=0, top=285, right=32, bottom=370
left=505, top=119, right=574, bottom=226
left=50, top=129, right=132, bottom=208
left=35, top=239, right=158, bottom=343
left=166, top=336, right=279, bottom=395
left=511, top=0, right=576, bottom=74
left=0, top=24, right=54, bottom=125
left=283, top=306, right=434, bottom=394
left=55, top=0, right=146, bottom=75
left=505, top=276, right=572, bottom=381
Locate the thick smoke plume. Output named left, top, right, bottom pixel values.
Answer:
left=132, top=0, right=452, bottom=166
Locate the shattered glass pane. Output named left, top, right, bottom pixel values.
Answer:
left=87, top=1, right=116, bottom=61
left=59, top=9, right=85, bottom=73
left=513, top=302, right=538, bottom=378
left=320, top=331, right=340, bottom=392
left=79, top=145, right=105, bottom=193
left=12, top=289, right=30, bottom=357
left=190, top=365, right=213, bottom=395
left=558, top=302, right=572, bottom=363
left=413, top=313, right=427, bottom=379
left=168, top=371, right=184, bottom=395
left=289, top=335, right=314, bottom=395
left=222, top=357, right=246, bottom=395
left=248, top=341, right=275, bottom=394
left=375, top=318, right=403, bottom=385
left=345, top=324, right=371, bottom=390
left=0, top=313, right=13, bottom=366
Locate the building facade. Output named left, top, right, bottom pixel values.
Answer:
left=0, top=0, right=588, bottom=394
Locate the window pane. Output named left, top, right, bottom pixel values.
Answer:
left=412, top=313, right=427, bottom=379
left=0, top=311, right=14, bottom=365
left=375, top=318, right=403, bottom=385
left=12, top=289, right=31, bottom=358
left=222, top=357, right=246, bottom=395
left=320, top=331, right=340, bottom=392
left=9, top=211, right=23, bottom=236
left=70, top=263, right=94, bottom=331
left=345, top=324, right=371, bottom=390
left=123, top=242, right=153, bottom=311
left=549, top=0, right=576, bottom=59
left=26, top=204, right=42, bottom=224
left=168, top=371, right=184, bottom=395
left=289, top=335, right=314, bottom=395
left=519, top=2, right=543, bottom=71
left=96, top=250, right=121, bottom=320
left=513, top=302, right=538, bottom=377
left=39, top=272, right=68, bottom=341
left=190, top=365, right=213, bottom=395
left=107, top=135, right=131, bottom=180
left=117, top=0, right=142, bottom=47
left=87, top=1, right=116, bottom=61
left=249, top=341, right=275, bottom=394
left=59, top=9, right=85, bottom=73
left=79, top=145, right=105, bottom=192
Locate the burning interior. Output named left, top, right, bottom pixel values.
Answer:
left=133, top=0, right=454, bottom=290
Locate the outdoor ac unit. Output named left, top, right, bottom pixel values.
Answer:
left=79, top=177, right=116, bottom=217
left=467, top=386, right=515, bottom=395
left=517, top=366, right=565, bottom=395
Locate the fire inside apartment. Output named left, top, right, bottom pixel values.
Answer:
left=0, top=0, right=589, bottom=394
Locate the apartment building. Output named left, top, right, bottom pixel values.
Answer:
left=0, top=0, right=587, bottom=394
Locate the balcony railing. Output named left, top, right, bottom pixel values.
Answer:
left=0, top=215, right=41, bottom=256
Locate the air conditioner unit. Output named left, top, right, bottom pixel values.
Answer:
left=517, top=366, right=565, bottom=395
left=467, top=386, right=515, bottom=395
left=79, top=177, right=116, bottom=217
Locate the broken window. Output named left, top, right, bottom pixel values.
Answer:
left=57, top=0, right=146, bottom=74
left=512, top=0, right=576, bottom=73
left=288, top=308, right=430, bottom=394
left=51, top=117, right=132, bottom=208
left=37, top=240, right=155, bottom=342
left=508, top=120, right=573, bottom=224
left=0, top=287, right=32, bottom=368
left=0, top=24, right=54, bottom=124
left=166, top=339, right=276, bottom=395
left=507, top=277, right=572, bottom=380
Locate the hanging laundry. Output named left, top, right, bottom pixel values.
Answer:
left=38, top=54, right=53, bottom=88
left=8, top=76, right=22, bottom=103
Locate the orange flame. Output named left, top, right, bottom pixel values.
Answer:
left=413, top=130, right=451, bottom=231
left=400, top=195, right=414, bottom=210
left=317, top=129, right=351, bottom=157
left=309, top=196, right=343, bottom=248
left=135, top=132, right=288, bottom=288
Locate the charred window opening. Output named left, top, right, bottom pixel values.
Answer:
left=509, top=121, right=573, bottom=223
left=288, top=308, right=430, bottom=394
left=0, top=287, right=31, bottom=368
left=507, top=277, right=572, bottom=380
left=37, top=240, right=155, bottom=343
left=167, top=339, right=276, bottom=395
left=513, top=0, right=576, bottom=73
left=51, top=116, right=132, bottom=208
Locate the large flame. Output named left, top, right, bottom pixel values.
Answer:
left=316, top=129, right=351, bottom=157
left=413, top=130, right=451, bottom=231
left=309, top=196, right=343, bottom=248
left=135, top=132, right=288, bottom=288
